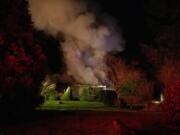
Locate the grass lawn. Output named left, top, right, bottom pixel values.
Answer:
left=37, top=100, right=119, bottom=111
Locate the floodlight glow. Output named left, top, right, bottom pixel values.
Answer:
left=152, top=101, right=161, bottom=104
left=97, top=85, right=107, bottom=90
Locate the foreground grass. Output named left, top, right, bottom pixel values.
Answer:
left=37, top=100, right=119, bottom=111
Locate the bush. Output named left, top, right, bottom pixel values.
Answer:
left=79, top=86, right=92, bottom=101
left=119, top=80, right=139, bottom=97
left=41, top=83, right=58, bottom=101
left=79, top=86, right=101, bottom=101
left=118, top=80, right=153, bottom=109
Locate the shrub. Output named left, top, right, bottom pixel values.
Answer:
left=79, top=86, right=101, bottom=101
left=119, top=80, right=139, bottom=97
left=118, top=80, right=154, bottom=109
left=79, top=86, right=92, bottom=101
left=41, top=83, right=57, bottom=101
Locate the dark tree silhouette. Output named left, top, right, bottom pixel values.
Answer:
left=0, top=32, right=47, bottom=113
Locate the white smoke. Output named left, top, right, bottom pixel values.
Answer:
left=28, top=0, right=125, bottom=85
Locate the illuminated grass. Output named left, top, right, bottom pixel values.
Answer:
left=37, top=100, right=118, bottom=111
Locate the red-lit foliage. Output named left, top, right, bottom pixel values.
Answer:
left=141, top=45, right=180, bottom=116
left=107, top=55, right=141, bottom=87
left=157, top=57, right=180, bottom=87
left=106, top=55, right=153, bottom=103
left=138, top=80, right=154, bottom=102
left=163, top=80, right=180, bottom=120
left=0, top=32, right=47, bottom=112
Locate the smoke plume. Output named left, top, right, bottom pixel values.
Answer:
left=28, top=0, right=125, bottom=85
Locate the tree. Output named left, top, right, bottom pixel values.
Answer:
left=157, top=56, right=180, bottom=87
left=0, top=32, right=47, bottom=112
left=163, top=80, right=180, bottom=122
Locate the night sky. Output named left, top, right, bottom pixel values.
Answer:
left=0, top=0, right=179, bottom=75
